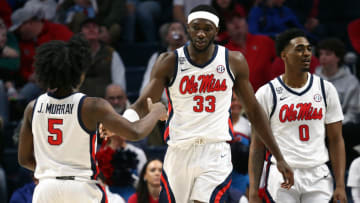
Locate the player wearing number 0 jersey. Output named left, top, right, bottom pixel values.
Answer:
left=249, top=29, right=347, bottom=203
left=17, top=35, right=167, bottom=203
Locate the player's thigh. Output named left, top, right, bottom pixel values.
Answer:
left=191, top=142, right=233, bottom=203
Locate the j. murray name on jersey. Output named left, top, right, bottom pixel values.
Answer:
left=279, top=103, right=323, bottom=122
left=179, top=74, right=227, bottom=94
left=37, top=103, right=74, bottom=115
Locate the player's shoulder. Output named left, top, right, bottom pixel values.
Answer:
left=227, top=49, right=245, bottom=61
left=255, top=81, right=274, bottom=98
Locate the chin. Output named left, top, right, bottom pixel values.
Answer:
left=301, top=67, right=311, bottom=72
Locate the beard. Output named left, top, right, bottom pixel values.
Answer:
left=190, top=35, right=215, bottom=53
left=301, top=66, right=310, bottom=72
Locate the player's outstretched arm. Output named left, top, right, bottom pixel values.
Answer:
left=229, top=50, right=294, bottom=189
left=248, top=131, right=265, bottom=203
left=129, top=52, right=176, bottom=118
left=83, top=97, right=167, bottom=141
left=327, top=121, right=347, bottom=203
left=18, top=100, right=36, bottom=171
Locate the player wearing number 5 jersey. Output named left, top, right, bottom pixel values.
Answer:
left=249, top=29, right=347, bottom=203
left=123, top=5, right=293, bottom=203
left=17, top=35, right=167, bottom=203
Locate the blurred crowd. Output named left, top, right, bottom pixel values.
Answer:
left=1, top=0, right=360, bottom=202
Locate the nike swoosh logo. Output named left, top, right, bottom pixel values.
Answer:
left=181, top=68, right=190, bottom=71
left=280, top=97, right=287, bottom=101
left=221, top=154, right=226, bottom=158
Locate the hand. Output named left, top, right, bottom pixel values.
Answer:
left=99, top=123, right=115, bottom=141
left=2, top=46, right=19, bottom=58
left=333, top=186, right=347, bottom=203
left=276, top=159, right=294, bottom=189
left=147, top=97, right=168, bottom=121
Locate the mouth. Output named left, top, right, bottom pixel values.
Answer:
left=302, top=58, right=311, bottom=66
left=195, top=40, right=207, bottom=47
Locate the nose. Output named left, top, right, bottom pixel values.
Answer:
left=304, top=48, right=311, bottom=57
left=197, top=30, right=206, bottom=38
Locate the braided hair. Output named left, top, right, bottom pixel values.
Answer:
left=34, top=34, right=91, bottom=90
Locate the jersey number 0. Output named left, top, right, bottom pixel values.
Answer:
left=48, top=119, right=63, bottom=145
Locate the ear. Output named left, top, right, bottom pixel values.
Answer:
left=280, top=50, right=287, bottom=61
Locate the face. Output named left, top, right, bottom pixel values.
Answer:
left=81, top=22, right=100, bottom=41
left=231, top=94, right=242, bottom=116
left=166, top=22, right=187, bottom=48
left=105, top=85, right=127, bottom=114
left=0, top=28, right=6, bottom=47
left=144, top=160, right=162, bottom=187
left=17, top=21, right=36, bottom=41
left=216, top=0, right=231, bottom=9
left=187, top=18, right=218, bottom=52
left=281, top=37, right=312, bottom=72
left=319, top=49, right=339, bottom=68
left=226, top=16, right=247, bottom=39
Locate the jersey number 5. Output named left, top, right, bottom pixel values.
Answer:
left=48, top=119, right=63, bottom=145
left=298, top=124, right=309, bottom=141
left=193, top=96, right=216, bottom=112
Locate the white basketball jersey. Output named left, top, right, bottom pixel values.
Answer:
left=255, top=73, right=343, bottom=168
left=32, top=92, right=99, bottom=180
left=165, top=44, right=235, bottom=145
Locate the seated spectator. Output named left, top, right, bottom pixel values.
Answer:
left=65, top=0, right=97, bottom=33
left=224, top=14, right=276, bottom=91
left=105, top=84, right=130, bottom=115
left=79, top=18, right=126, bottom=97
left=128, top=159, right=162, bottom=203
left=0, top=17, right=20, bottom=81
left=315, top=38, right=360, bottom=124
left=247, top=0, right=304, bottom=39
left=212, top=0, right=246, bottom=42
left=347, top=154, right=360, bottom=203
left=24, top=0, right=58, bottom=21
left=9, top=5, right=73, bottom=84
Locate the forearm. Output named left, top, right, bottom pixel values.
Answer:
left=248, top=135, right=266, bottom=194
left=328, top=134, right=346, bottom=188
left=129, top=108, right=163, bottom=141
left=247, top=105, right=284, bottom=162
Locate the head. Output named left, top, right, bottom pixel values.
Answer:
left=81, top=18, right=100, bottom=41
left=105, top=84, right=128, bottom=114
left=163, top=22, right=188, bottom=50
left=137, top=159, right=163, bottom=202
left=317, top=38, right=345, bottom=69
left=0, top=19, right=6, bottom=48
left=10, top=6, right=44, bottom=41
left=34, top=34, right=91, bottom=91
left=187, top=5, right=219, bottom=52
left=276, top=28, right=312, bottom=72
left=226, top=15, right=248, bottom=40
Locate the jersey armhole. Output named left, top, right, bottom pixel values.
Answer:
left=320, top=78, right=327, bottom=109
left=268, top=82, right=277, bottom=118
left=30, top=98, right=39, bottom=125
left=225, top=48, right=235, bottom=83
left=168, top=50, right=178, bottom=87
left=78, top=95, right=96, bottom=135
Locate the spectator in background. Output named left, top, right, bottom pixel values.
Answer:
left=224, top=14, right=276, bottom=91
left=0, top=0, right=12, bottom=28
left=0, top=17, right=20, bottom=82
left=9, top=5, right=73, bottom=84
left=23, top=0, right=58, bottom=21
left=98, top=173, right=126, bottom=203
left=315, top=38, right=360, bottom=125
left=65, top=0, right=97, bottom=33
left=105, top=84, right=130, bottom=115
left=247, top=0, right=304, bottom=39
left=123, top=0, right=162, bottom=43
left=79, top=18, right=126, bottom=97
left=9, top=175, right=38, bottom=203
left=128, top=159, right=163, bottom=203
left=212, top=0, right=246, bottom=42
left=231, top=93, right=251, bottom=146
left=173, top=0, right=211, bottom=25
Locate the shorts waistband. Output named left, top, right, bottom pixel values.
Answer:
left=43, top=176, right=99, bottom=184
left=168, top=138, right=228, bottom=148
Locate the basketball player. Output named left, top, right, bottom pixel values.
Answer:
left=248, top=29, right=347, bottom=203
left=120, top=5, right=293, bottom=203
left=17, top=35, right=167, bottom=203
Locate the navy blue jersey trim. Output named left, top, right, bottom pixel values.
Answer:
left=47, top=91, right=79, bottom=99
left=164, top=88, right=174, bottom=143
left=320, top=78, right=327, bottom=108
left=184, top=44, right=218, bottom=68
left=225, top=48, right=235, bottom=83
left=159, top=169, right=176, bottom=203
left=168, top=50, right=178, bottom=87
left=210, top=171, right=232, bottom=202
left=31, top=98, right=39, bottom=124
left=96, top=184, right=107, bottom=203
left=268, top=82, right=277, bottom=119
left=78, top=95, right=96, bottom=135
left=277, top=74, right=313, bottom=96
left=264, top=157, right=276, bottom=203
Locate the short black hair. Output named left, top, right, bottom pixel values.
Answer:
left=275, top=28, right=306, bottom=57
left=34, top=34, right=91, bottom=90
left=189, top=4, right=219, bottom=17
left=317, top=38, right=345, bottom=66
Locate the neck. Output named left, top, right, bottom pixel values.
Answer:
left=51, top=88, right=74, bottom=97
left=321, top=64, right=339, bottom=77
left=89, top=41, right=100, bottom=55
left=188, top=43, right=215, bottom=65
left=283, top=66, right=309, bottom=88
left=147, top=184, right=160, bottom=200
